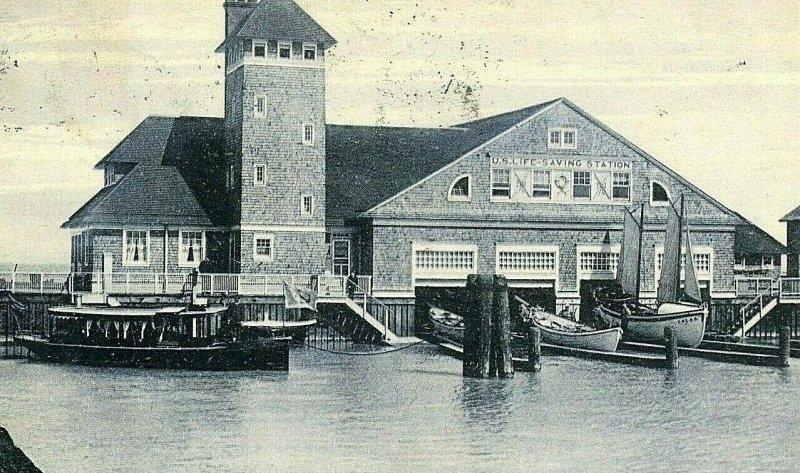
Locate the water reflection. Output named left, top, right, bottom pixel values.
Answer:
left=458, top=378, right=515, bottom=434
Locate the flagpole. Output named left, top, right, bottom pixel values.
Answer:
left=634, top=202, right=645, bottom=308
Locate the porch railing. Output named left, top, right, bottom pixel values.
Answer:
left=0, top=271, right=372, bottom=297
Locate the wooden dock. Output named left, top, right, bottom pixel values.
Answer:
left=619, top=341, right=789, bottom=367
left=434, top=339, right=669, bottom=369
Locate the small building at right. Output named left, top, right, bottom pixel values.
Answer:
left=781, top=206, right=800, bottom=277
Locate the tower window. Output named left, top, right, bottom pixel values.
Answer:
left=254, top=95, right=266, bottom=118
left=253, top=41, right=266, bottom=58
left=302, top=123, right=315, bottom=146
left=303, top=43, right=317, bottom=61
left=278, top=42, right=292, bottom=59
left=254, top=165, right=266, bottom=186
left=301, top=195, right=314, bottom=216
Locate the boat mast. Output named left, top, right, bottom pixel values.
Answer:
left=634, top=202, right=645, bottom=306
left=675, top=194, right=685, bottom=300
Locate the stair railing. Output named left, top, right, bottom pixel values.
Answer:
left=351, top=282, right=393, bottom=340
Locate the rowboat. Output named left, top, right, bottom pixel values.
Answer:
left=427, top=306, right=464, bottom=344
left=594, top=301, right=706, bottom=348
left=517, top=298, right=622, bottom=352
left=240, top=319, right=317, bottom=343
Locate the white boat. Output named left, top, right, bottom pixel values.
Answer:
left=517, top=298, right=622, bottom=352
left=593, top=195, right=707, bottom=348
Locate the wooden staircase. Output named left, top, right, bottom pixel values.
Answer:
left=730, top=293, right=780, bottom=338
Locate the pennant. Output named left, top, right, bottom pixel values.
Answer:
left=284, top=282, right=317, bottom=311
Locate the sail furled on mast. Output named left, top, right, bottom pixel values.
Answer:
left=682, top=203, right=703, bottom=304
left=617, top=207, right=642, bottom=296
left=657, top=199, right=682, bottom=304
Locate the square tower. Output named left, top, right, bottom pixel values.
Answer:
left=218, top=0, right=336, bottom=273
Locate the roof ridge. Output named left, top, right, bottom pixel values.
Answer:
left=453, top=98, right=562, bottom=129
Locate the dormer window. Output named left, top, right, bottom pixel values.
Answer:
left=278, top=42, right=292, bottom=59
left=548, top=127, right=578, bottom=150
left=448, top=174, right=472, bottom=201
left=253, top=41, right=266, bottom=58
left=303, top=43, right=317, bottom=61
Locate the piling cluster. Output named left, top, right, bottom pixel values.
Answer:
left=462, top=274, right=515, bottom=379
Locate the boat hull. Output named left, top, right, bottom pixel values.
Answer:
left=595, top=303, right=707, bottom=348
left=428, top=315, right=464, bottom=345
left=14, top=335, right=290, bottom=371
left=531, top=318, right=622, bottom=352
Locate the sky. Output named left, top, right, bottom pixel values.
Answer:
left=0, top=0, right=798, bottom=266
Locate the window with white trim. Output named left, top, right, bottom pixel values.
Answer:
left=656, top=250, right=713, bottom=276
left=302, top=123, right=315, bottom=146
left=651, top=181, right=670, bottom=206
left=254, top=165, right=265, bottom=186
left=123, top=230, right=149, bottom=266
left=448, top=175, right=471, bottom=201
left=547, top=127, right=578, bottom=150
left=579, top=252, right=619, bottom=273
left=573, top=171, right=591, bottom=199
left=179, top=231, right=205, bottom=267
left=303, top=43, right=317, bottom=61
left=301, top=195, right=314, bottom=216
left=278, top=41, right=292, bottom=59
left=413, top=243, right=477, bottom=279
left=253, top=41, right=266, bottom=58
left=531, top=170, right=551, bottom=198
left=612, top=172, right=630, bottom=200
left=491, top=168, right=511, bottom=198
left=254, top=95, right=266, bottom=118
left=254, top=234, right=274, bottom=261
left=498, top=250, right=556, bottom=272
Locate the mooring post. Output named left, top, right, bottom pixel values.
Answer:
left=664, top=326, right=678, bottom=369
left=492, top=275, right=514, bottom=378
left=527, top=325, right=541, bottom=373
left=779, top=325, right=791, bottom=368
left=462, top=274, right=493, bottom=378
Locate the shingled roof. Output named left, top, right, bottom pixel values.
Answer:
left=215, top=0, right=336, bottom=53
left=780, top=205, right=800, bottom=222
left=325, top=99, right=560, bottom=222
left=65, top=116, right=226, bottom=228
left=735, top=224, right=787, bottom=255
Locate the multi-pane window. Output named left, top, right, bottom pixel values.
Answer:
left=573, top=171, right=591, bottom=198
left=180, top=231, right=204, bottom=267
left=254, top=234, right=274, bottom=261
left=254, top=96, right=266, bottom=118
left=498, top=251, right=556, bottom=272
left=612, top=172, right=630, bottom=200
left=415, top=250, right=475, bottom=271
left=123, top=230, right=149, bottom=266
left=491, top=168, right=511, bottom=198
left=656, top=252, right=712, bottom=274
left=278, top=42, right=292, bottom=59
left=532, top=170, right=551, bottom=198
left=72, top=232, right=89, bottom=267
left=302, top=123, right=315, bottom=146
left=652, top=181, right=670, bottom=204
left=254, top=165, right=265, bottom=186
left=303, top=43, right=317, bottom=60
left=449, top=175, right=471, bottom=201
left=332, top=240, right=350, bottom=276
left=253, top=41, right=266, bottom=58
left=579, top=252, right=619, bottom=273
left=548, top=127, right=578, bottom=149
left=301, top=195, right=314, bottom=215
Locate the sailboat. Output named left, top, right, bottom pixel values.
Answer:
left=593, top=195, right=708, bottom=348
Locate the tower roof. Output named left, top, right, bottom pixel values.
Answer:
left=216, top=0, right=336, bottom=53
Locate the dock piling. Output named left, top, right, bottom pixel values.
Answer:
left=527, top=326, right=541, bottom=372
left=463, top=274, right=493, bottom=378
left=664, top=326, right=679, bottom=369
left=779, top=326, right=791, bottom=367
left=492, top=275, right=514, bottom=378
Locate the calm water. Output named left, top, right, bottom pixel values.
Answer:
left=1, top=345, right=799, bottom=472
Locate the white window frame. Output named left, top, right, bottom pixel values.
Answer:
left=301, top=194, right=314, bottom=216
left=573, top=171, right=592, bottom=199
left=178, top=230, right=206, bottom=268
left=412, top=242, right=477, bottom=281
left=654, top=245, right=714, bottom=290
left=496, top=244, right=559, bottom=285
left=547, top=127, right=578, bottom=150
left=278, top=41, right=292, bottom=60
left=252, top=41, right=267, bottom=58
left=650, top=180, right=671, bottom=207
left=254, top=95, right=267, bottom=118
left=253, top=233, right=275, bottom=262
left=612, top=172, right=631, bottom=201
left=576, top=244, right=621, bottom=282
left=254, top=164, right=266, bottom=186
left=122, top=229, right=150, bottom=267
left=490, top=168, right=511, bottom=200
left=302, top=123, right=315, bottom=146
left=302, top=42, right=317, bottom=61
left=448, top=174, right=472, bottom=202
